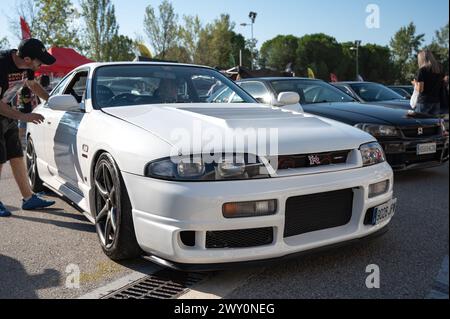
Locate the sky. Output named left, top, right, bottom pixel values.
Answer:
left=1, top=0, right=449, bottom=50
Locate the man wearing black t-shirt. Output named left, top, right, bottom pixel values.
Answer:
left=0, top=38, right=56, bottom=217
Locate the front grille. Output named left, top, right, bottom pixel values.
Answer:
left=284, top=189, right=354, bottom=238
left=401, top=126, right=440, bottom=138
left=276, top=150, right=350, bottom=170
left=206, top=227, right=273, bottom=249
left=386, top=143, right=446, bottom=167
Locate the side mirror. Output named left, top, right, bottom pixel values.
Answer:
left=277, top=92, right=300, bottom=106
left=277, top=92, right=304, bottom=114
left=47, top=95, right=81, bottom=112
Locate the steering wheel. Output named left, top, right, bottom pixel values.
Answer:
left=107, top=93, right=139, bottom=106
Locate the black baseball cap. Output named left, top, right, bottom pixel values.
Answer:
left=18, top=38, right=56, bottom=65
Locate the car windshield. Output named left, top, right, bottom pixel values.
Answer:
left=270, top=79, right=356, bottom=104
left=349, top=83, right=405, bottom=102
left=92, top=65, right=256, bottom=109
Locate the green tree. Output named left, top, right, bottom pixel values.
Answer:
left=259, top=35, right=299, bottom=71
left=0, top=37, right=10, bottom=50
left=390, top=22, right=425, bottom=82
left=80, top=0, right=120, bottom=62
left=178, top=15, right=202, bottom=63
left=231, top=33, right=252, bottom=68
left=340, top=42, right=396, bottom=83
left=165, top=45, right=191, bottom=62
left=109, top=35, right=135, bottom=61
left=33, top=0, right=80, bottom=48
left=428, top=22, right=449, bottom=74
left=196, top=14, right=236, bottom=68
left=296, top=33, right=344, bottom=80
left=144, top=0, right=178, bottom=59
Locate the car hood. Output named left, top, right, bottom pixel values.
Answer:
left=102, top=103, right=373, bottom=155
left=367, top=99, right=411, bottom=110
left=302, top=102, right=439, bottom=126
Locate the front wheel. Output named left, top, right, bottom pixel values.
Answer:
left=26, top=138, right=45, bottom=193
left=93, top=153, right=142, bottom=260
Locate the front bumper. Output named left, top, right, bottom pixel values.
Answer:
left=381, top=136, right=449, bottom=171
left=122, top=162, right=394, bottom=267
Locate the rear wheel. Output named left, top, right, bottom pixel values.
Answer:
left=94, top=153, right=142, bottom=260
left=26, top=138, right=45, bottom=193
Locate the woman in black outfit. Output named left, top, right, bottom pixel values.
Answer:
left=414, top=49, right=444, bottom=115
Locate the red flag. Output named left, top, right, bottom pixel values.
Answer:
left=20, top=17, right=31, bottom=40
left=330, top=73, right=338, bottom=83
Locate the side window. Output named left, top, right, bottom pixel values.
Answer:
left=239, top=82, right=271, bottom=104
left=304, top=86, right=321, bottom=103
left=211, top=87, right=234, bottom=103
left=336, top=85, right=355, bottom=98
left=64, top=71, right=88, bottom=104
left=50, top=74, right=74, bottom=97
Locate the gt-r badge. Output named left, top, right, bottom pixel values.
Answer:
left=308, top=155, right=321, bottom=166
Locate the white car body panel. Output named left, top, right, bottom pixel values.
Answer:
left=27, top=62, right=395, bottom=267
left=102, top=103, right=375, bottom=156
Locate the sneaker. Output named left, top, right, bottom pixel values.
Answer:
left=0, top=202, right=12, bottom=217
left=22, top=194, right=55, bottom=211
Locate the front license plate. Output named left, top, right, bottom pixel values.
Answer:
left=372, top=198, right=397, bottom=225
left=417, top=143, right=437, bottom=155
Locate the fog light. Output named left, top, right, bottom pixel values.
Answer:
left=223, top=200, right=277, bottom=218
left=369, top=180, right=390, bottom=198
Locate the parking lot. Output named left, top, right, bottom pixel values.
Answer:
left=0, top=161, right=448, bottom=299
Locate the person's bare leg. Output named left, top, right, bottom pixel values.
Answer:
left=9, top=157, right=33, bottom=199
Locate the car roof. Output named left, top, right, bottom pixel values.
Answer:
left=74, top=61, right=215, bottom=72
left=238, top=77, right=321, bottom=82
left=333, top=81, right=378, bottom=85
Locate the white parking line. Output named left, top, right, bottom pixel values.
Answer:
left=179, top=267, right=266, bottom=299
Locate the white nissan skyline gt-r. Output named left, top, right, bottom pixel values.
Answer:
left=27, top=62, right=396, bottom=270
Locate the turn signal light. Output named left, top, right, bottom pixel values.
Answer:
left=223, top=200, right=277, bottom=218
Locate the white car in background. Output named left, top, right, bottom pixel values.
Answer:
left=27, top=62, right=396, bottom=270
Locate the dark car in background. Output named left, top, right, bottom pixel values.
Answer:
left=236, top=77, right=449, bottom=171
left=332, top=81, right=411, bottom=110
left=388, top=85, right=414, bottom=99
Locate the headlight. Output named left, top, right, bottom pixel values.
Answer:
left=145, top=154, right=270, bottom=181
left=355, top=124, right=400, bottom=137
left=360, top=142, right=386, bottom=167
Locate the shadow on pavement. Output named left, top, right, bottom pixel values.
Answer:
left=10, top=214, right=95, bottom=233
left=29, top=208, right=89, bottom=223
left=0, top=254, right=61, bottom=299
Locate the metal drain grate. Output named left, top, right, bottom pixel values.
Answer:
left=102, top=270, right=207, bottom=299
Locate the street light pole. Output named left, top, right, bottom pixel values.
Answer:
left=241, top=11, right=257, bottom=70
left=350, top=40, right=362, bottom=80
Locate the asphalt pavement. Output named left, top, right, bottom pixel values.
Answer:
left=0, top=161, right=448, bottom=299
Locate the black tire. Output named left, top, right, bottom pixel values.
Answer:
left=26, top=137, right=45, bottom=193
left=93, top=153, right=142, bottom=260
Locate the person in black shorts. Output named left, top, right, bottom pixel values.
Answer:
left=0, top=38, right=57, bottom=217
